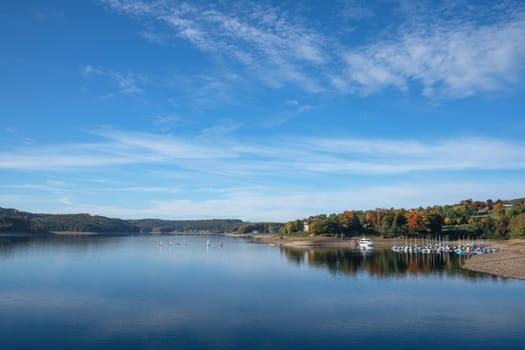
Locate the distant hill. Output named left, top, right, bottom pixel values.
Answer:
left=129, top=218, right=245, bottom=234
left=0, top=207, right=280, bottom=234
left=0, top=207, right=139, bottom=234
left=128, top=219, right=284, bottom=234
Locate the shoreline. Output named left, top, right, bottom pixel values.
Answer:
left=462, top=239, right=525, bottom=280
left=3, top=231, right=525, bottom=280
left=233, top=233, right=393, bottom=249
left=235, top=233, right=525, bottom=280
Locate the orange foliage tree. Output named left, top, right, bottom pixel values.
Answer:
left=405, top=210, right=431, bottom=235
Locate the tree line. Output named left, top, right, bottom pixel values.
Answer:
left=0, top=207, right=281, bottom=234
left=129, top=218, right=245, bottom=233
left=2, top=198, right=524, bottom=237
left=280, top=198, right=525, bottom=239
left=0, top=208, right=139, bottom=233
left=235, top=222, right=284, bottom=234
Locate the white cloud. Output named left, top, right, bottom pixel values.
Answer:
left=81, top=64, right=146, bottom=96
left=197, top=121, right=240, bottom=140
left=341, top=12, right=525, bottom=98
left=339, top=0, right=375, bottom=21
left=93, top=129, right=233, bottom=160
left=1, top=129, right=524, bottom=176
left=101, top=0, right=328, bottom=93
left=153, top=115, right=183, bottom=132
left=80, top=64, right=104, bottom=77
left=262, top=102, right=316, bottom=127
left=2, top=130, right=524, bottom=220
left=99, top=1, right=525, bottom=99
left=297, top=137, right=525, bottom=174
left=35, top=180, right=525, bottom=221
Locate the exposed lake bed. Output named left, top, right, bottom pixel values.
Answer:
left=462, top=239, right=525, bottom=279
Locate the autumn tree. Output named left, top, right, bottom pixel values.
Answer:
left=405, top=210, right=431, bottom=235
left=364, top=209, right=382, bottom=231
left=339, top=211, right=362, bottom=235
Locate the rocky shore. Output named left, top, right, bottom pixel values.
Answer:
left=462, top=239, right=525, bottom=280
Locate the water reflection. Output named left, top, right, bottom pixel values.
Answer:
left=1, top=235, right=523, bottom=350
left=280, top=247, right=498, bottom=280
left=0, top=236, right=500, bottom=281
left=0, top=234, right=119, bottom=253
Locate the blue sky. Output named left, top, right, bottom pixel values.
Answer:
left=1, top=0, right=525, bottom=221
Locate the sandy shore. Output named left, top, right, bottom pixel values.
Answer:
left=462, top=239, right=525, bottom=280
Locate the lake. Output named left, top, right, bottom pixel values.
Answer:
left=1, top=234, right=524, bottom=350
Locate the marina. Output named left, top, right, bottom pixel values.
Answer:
left=391, top=236, right=498, bottom=256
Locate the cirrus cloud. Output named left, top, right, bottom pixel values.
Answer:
left=100, top=0, right=525, bottom=99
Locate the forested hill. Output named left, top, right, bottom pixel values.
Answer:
left=281, top=198, right=525, bottom=239
left=0, top=207, right=279, bottom=234
left=0, top=207, right=139, bottom=233
left=129, top=218, right=245, bottom=233
left=122, top=219, right=284, bottom=234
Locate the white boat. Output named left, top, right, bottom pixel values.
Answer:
left=359, top=237, right=375, bottom=250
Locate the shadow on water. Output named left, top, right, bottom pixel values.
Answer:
left=280, top=247, right=500, bottom=281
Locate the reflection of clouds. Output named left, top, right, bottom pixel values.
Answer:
left=0, top=288, right=290, bottom=347
left=2, top=282, right=524, bottom=344
left=0, top=290, right=191, bottom=340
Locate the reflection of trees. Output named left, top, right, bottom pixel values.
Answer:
left=280, top=247, right=497, bottom=280
left=0, top=235, right=119, bottom=259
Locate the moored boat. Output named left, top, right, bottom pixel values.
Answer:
left=359, top=237, right=375, bottom=250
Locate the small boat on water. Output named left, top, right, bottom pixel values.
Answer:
left=359, top=237, right=375, bottom=250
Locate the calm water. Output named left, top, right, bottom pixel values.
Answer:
left=1, top=235, right=524, bottom=350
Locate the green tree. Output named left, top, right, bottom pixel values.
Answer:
left=339, top=211, right=362, bottom=235
left=510, top=213, right=525, bottom=238
left=391, top=211, right=407, bottom=236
